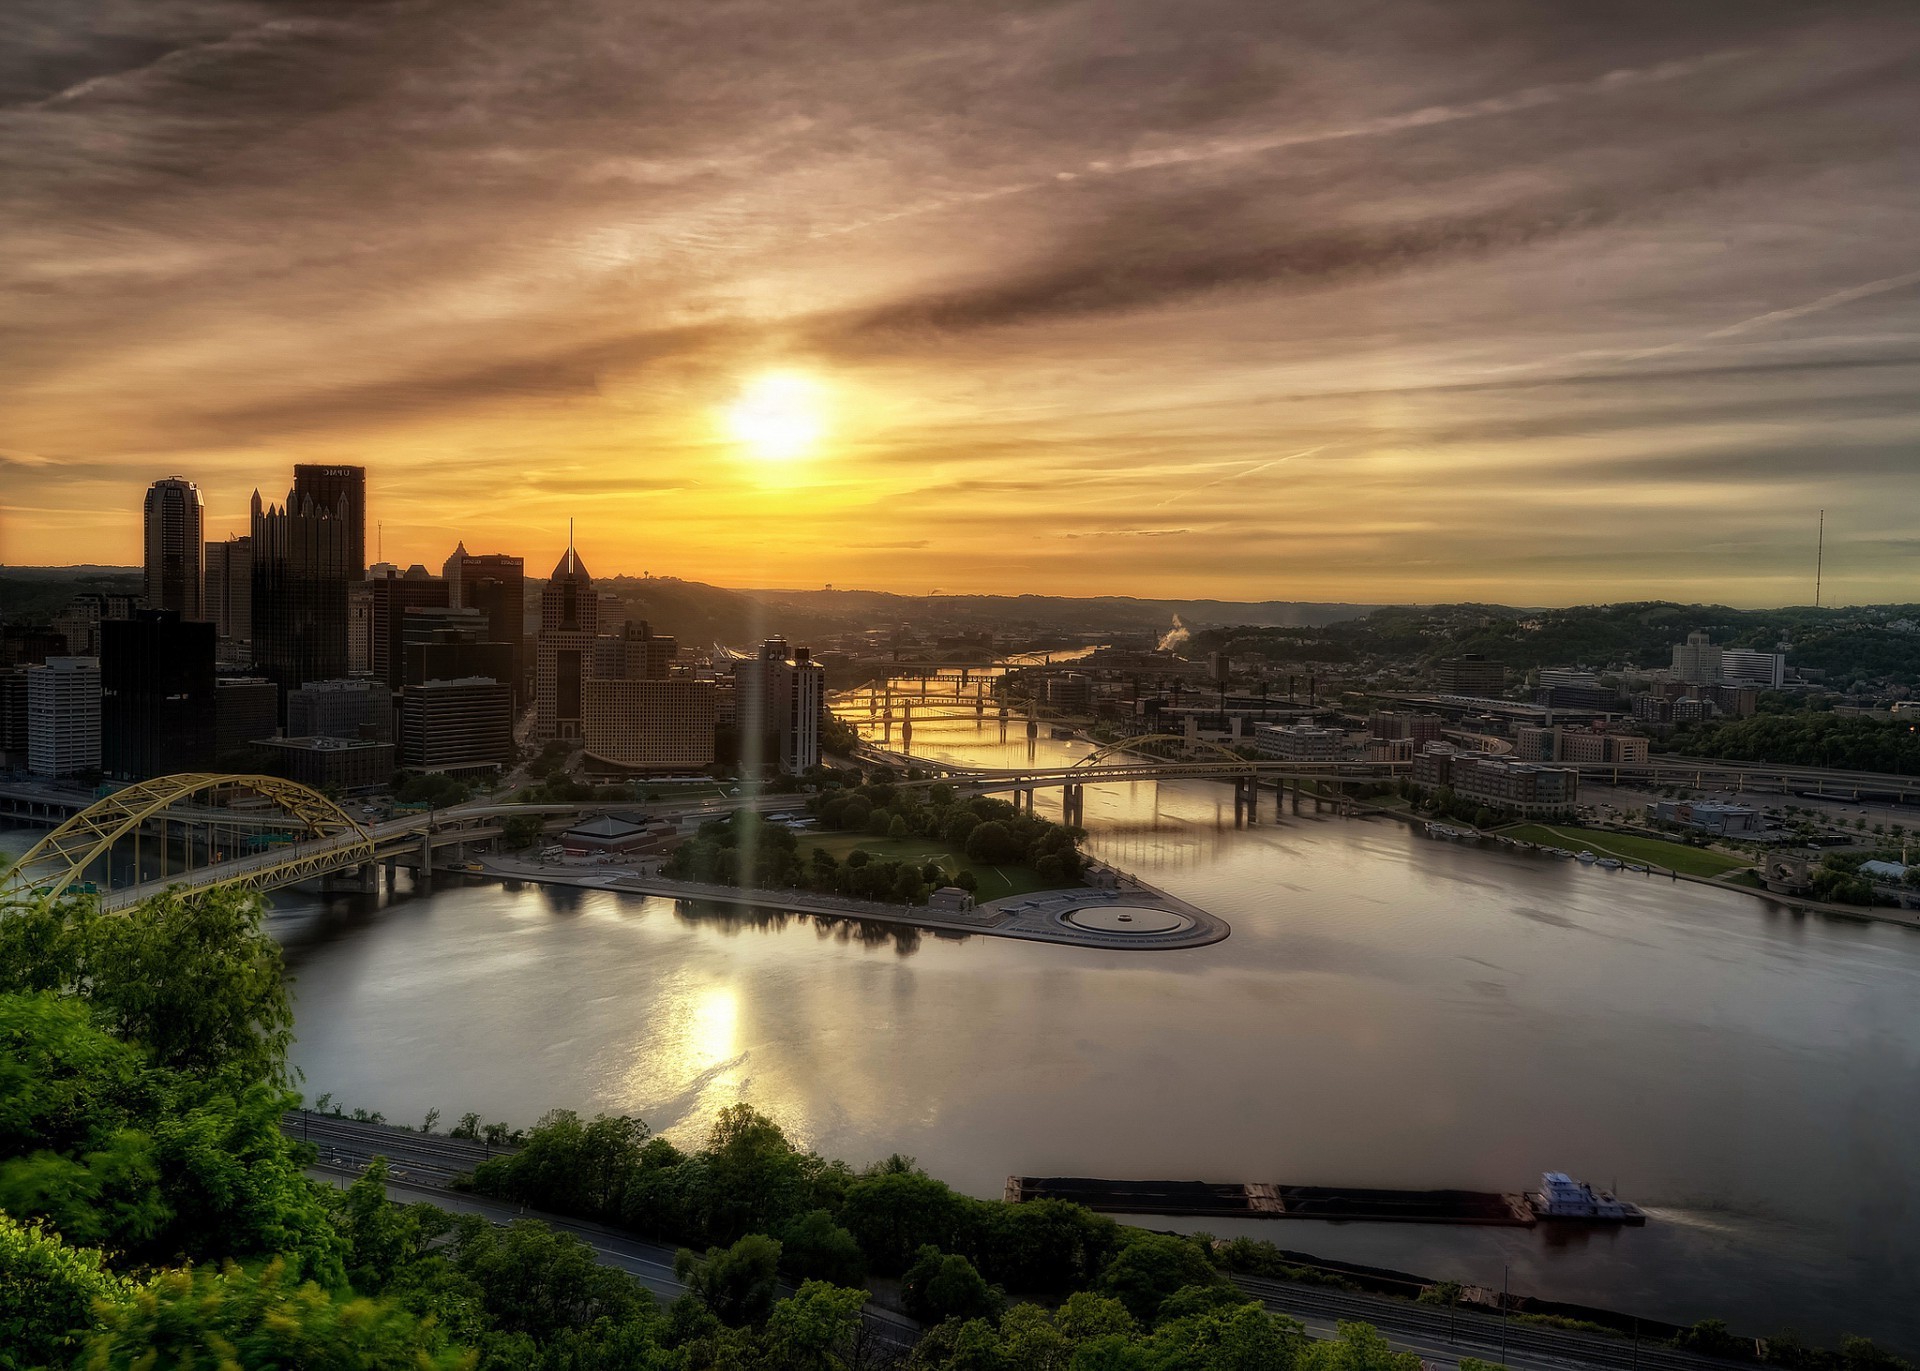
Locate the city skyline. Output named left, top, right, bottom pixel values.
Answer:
left=5, top=1, right=1919, bottom=605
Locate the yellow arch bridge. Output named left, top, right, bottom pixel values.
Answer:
left=0, top=774, right=376, bottom=911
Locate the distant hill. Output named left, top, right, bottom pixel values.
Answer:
left=0, top=569, right=143, bottom=625
left=1193, top=601, right=1920, bottom=688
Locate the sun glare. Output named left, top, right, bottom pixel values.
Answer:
left=723, top=372, right=825, bottom=462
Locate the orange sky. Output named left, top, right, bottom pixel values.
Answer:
left=4, top=1, right=1919, bottom=605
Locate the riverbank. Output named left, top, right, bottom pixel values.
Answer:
left=469, top=851, right=1229, bottom=950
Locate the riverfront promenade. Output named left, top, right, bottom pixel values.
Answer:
left=471, top=852, right=1230, bottom=950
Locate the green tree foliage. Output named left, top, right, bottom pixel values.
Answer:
left=780, top=1209, right=867, bottom=1287
left=0, top=886, right=293, bottom=1083
left=0, top=1212, right=131, bottom=1371
left=676, top=1233, right=784, bottom=1326
left=901, top=1246, right=1002, bottom=1325
left=83, top=1257, right=474, bottom=1371
left=1097, top=1230, right=1222, bottom=1323
left=1672, top=711, right=1920, bottom=774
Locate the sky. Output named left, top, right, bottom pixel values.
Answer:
left=3, top=0, right=1918, bottom=605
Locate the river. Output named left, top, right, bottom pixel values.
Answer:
left=6, top=707, right=1916, bottom=1348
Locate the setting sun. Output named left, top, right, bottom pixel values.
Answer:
left=722, top=372, right=826, bottom=462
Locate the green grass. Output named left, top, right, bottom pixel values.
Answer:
left=1499, top=823, right=1750, bottom=879
left=801, top=831, right=1072, bottom=901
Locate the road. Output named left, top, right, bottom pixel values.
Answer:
left=285, top=1114, right=1751, bottom=1371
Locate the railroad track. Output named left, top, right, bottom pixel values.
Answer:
left=1231, top=1273, right=1744, bottom=1371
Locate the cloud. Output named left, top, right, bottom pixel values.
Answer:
left=2, top=0, right=1918, bottom=604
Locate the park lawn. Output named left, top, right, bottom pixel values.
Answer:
left=800, top=831, right=1072, bottom=901
left=1499, top=823, right=1751, bottom=879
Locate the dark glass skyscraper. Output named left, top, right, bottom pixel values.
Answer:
left=535, top=533, right=597, bottom=741
left=447, top=547, right=526, bottom=702
left=101, top=610, right=216, bottom=780
left=368, top=566, right=449, bottom=691
left=250, top=487, right=353, bottom=706
left=291, top=465, right=367, bottom=576
left=142, top=477, right=205, bottom=618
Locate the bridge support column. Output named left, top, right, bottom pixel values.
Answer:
left=384, top=858, right=397, bottom=889
left=358, top=863, right=377, bottom=893
left=420, top=832, right=433, bottom=879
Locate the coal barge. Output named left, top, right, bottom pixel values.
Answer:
left=1007, top=1171, right=1645, bottom=1228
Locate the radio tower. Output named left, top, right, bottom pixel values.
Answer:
left=1814, top=509, right=1824, bottom=608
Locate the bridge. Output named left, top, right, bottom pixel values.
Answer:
left=0, top=774, right=809, bottom=912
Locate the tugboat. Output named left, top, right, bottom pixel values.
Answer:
left=1527, top=1172, right=1646, bottom=1225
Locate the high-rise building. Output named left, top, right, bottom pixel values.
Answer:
left=101, top=610, right=216, bottom=780
left=367, top=566, right=450, bottom=691
left=214, top=677, right=280, bottom=760
left=535, top=532, right=599, bottom=741
left=250, top=486, right=354, bottom=702
left=287, top=678, right=389, bottom=742
left=53, top=592, right=141, bottom=658
left=584, top=678, right=718, bottom=773
left=1433, top=655, right=1506, bottom=698
left=291, top=465, right=366, bottom=576
left=205, top=535, right=252, bottom=644
left=1720, top=648, right=1786, bottom=689
left=445, top=550, right=524, bottom=701
left=1671, top=630, right=1722, bottom=685
left=0, top=668, right=31, bottom=766
left=27, top=657, right=101, bottom=778
left=399, top=677, right=514, bottom=773
left=143, top=477, right=206, bottom=619
left=401, top=607, right=514, bottom=687
left=730, top=638, right=824, bottom=773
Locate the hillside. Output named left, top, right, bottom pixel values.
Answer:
left=1194, top=601, right=1920, bottom=688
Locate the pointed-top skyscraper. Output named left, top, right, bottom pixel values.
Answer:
left=534, top=522, right=598, bottom=741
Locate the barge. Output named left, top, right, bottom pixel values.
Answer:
left=1007, top=1172, right=1644, bottom=1228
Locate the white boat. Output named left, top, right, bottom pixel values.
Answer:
left=1627, top=863, right=1649, bottom=873
left=1575, top=850, right=1597, bottom=864
left=1595, top=857, right=1622, bottom=870
left=1528, top=1172, right=1646, bottom=1225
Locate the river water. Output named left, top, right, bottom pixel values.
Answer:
left=6, top=707, right=1916, bottom=1348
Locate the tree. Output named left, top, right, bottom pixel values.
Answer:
left=83, top=1258, right=474, bottom=1370
left=0, top=886, right=293, bottom=1084
left=676, top=1233, right=783, bottom=1326
left=0, top=1212, right=131, bottom=1371
left=1302, top=1320, right=1423, bottom=1371
left=902, top=1246, right=1001, bottom=1325
left=1097, top=1231, right=1219, bottom=1323
left=840, top=1168, right=968, bottom=1275
left=965, top=821, right=1020, bottom=865
left=755, top=1280, right=872, bottom=1371
left=781, top=1210, right=867, bottom=1287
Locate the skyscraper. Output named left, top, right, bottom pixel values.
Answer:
left=27, top=657, right=101, bottom=778
left=205, top=535, right=252, bottom=644
left=731, top=638, right=824, bottom=774
left=142, top=477, right=205, bottom=618
left=101, top=610, right=216, bottom=780
left=367, top=565, right=449, bottom=691
left=449, top=550, right=525, bottom=703
left=250, top=486, right=354, bottom=705
left=535, top=528, right=598, bottom=741
left=291, top=465, right=367, bottom=576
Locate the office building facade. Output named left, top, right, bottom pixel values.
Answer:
left=291, top=465, right=366, bottom=575
left=399, top=677, right=514, bottom=773
left=101, top=611, right=216, bottom=780
left=143, top=477, right=206, bottom=619
left=1720, top=648, right=1786, bottom=689
left=730, top=638, right=823, bottom=773
left=444, top=547, right=527, bottom=701
left=215, top=677, right=280, bottom=759
left=205, top=535, right=252, bottom=644
left=1671, top=630, right=1722, bottom=685
left=27, top=657, right=101, bottom=778
left=367, top=566, right=450, bottom=690
left=287, top=677, right=388, bottom=741
left=1433, top=656, right=1506, bottom=698
left=251, top=487, right=354, bottom=701
left=535, top=538, right=600, bottom=741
